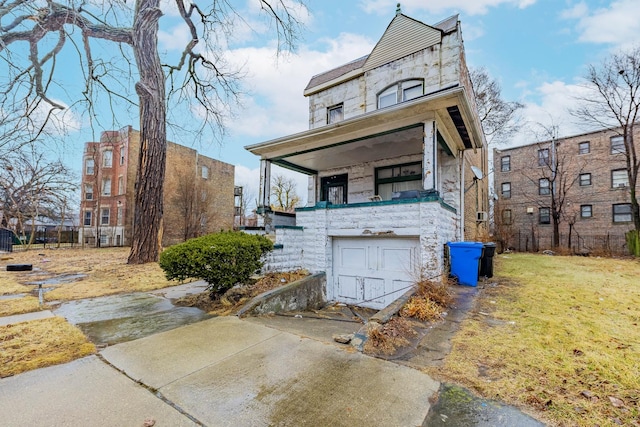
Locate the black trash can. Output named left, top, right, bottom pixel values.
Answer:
left=479, top=242, right=497, bottom=278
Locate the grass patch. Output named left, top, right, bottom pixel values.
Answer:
left=436, top=253, right=640, bottom=426
left=0, top=247, right=175, bottom=302
left=0, top=296, right=43, bottom=317
left=0, top=317, right=96, bottom=378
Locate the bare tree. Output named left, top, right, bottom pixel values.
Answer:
left=0, top=1, right=306, bottom=263
left=470, top=67, right=524, bottom=145
left=573, top=46, right=640, bottom=251
left=271, top=174, right=300, bottom=212
left=0, top=145, right=77, bottom=247
left=517, top=125, right=586, bottom=248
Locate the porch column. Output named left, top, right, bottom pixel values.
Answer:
left=423, top=120, right=437, bottom=192
left=307, top=174, right=317, bottom=206
left=258, top=159, right=273, bottom=232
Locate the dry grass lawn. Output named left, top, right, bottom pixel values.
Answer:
left=0, top=247, right=170, bottom=376
left=1, top=247, right=174, bottom=303
left=0, top=317, right=96, bottom=378
left=435, top=253, right=640, bottom=427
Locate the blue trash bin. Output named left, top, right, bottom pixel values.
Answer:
left=447, top=242, right=484, bottom=286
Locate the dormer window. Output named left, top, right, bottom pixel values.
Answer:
left=377, top=79, right=424, bottom=109
left=327, top=104, right=344, bottom=124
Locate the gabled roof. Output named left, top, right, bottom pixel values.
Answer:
left=304, top=13, right=459, bottom=96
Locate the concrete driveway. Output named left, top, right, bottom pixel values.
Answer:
left=0, top=316, right=438, bottom=426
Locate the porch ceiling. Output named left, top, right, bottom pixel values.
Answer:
left=245, top=85, right=482, bottom=174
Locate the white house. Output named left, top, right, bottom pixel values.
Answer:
left=245, top=10, right=487, bottom=310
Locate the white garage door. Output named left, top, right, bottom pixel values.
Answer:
left=332, top=237, right=419, bottom=310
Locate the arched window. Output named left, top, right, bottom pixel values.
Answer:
left=377, top=79, right=424, bottom=109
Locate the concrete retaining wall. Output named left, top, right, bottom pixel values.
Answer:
left=237, top=273, right=326, bottom=317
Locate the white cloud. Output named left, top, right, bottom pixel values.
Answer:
left=562, top=0, right=640, bottom=46
left=158, top=23, right=192, bottom=51
left=223, top=32, right=375, bottom=139
left=359, top=0, right=537, bottom=16
left=508, top=80, right=593, bottom=146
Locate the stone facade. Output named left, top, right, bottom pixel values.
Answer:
left=247, top=12, right=487, bottom=308
left=493, top=126, right=640, bottom=253
left=79, top=126, right=234, bottom=247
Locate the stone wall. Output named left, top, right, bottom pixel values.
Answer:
left=261, top=226, right=305, bottom=273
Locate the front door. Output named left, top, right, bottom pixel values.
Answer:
left=321, top=174, right=348, bottom=205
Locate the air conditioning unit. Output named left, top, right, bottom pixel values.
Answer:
left=618, top=183, right=627, bottom=188
left=476, top=211, right=488, bottom=222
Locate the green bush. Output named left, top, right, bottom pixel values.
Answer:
left=159, top=231, right=273, bottom=296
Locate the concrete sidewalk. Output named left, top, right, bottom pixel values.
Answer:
left=0, top=316, right=439, bottom=426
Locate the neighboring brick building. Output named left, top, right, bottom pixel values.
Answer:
left=493, top=125, right=640, bottom=254
left=79, top=126, right=234, bottom=247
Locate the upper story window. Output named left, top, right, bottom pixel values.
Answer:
left=538, top=148, right=550, bottom=167
left=610, top=135, right=625, bottom=154
left=85, top=158, right=95, bottom=175
left=502, top=209, right=512, bottom=225
left=85, top=184, right=93, bottom=200
left=578, top=141, right=590, bottom=154
left=118, top=176, right=124, bottom=195
left=580, top=204, right=592, bottom=218
left=539, top=178, right=550, bottom=195
left=611, top=169, right=629, bottom=188
left=103, top=150, right=113, bottom=168
left=377, top=79, right=424, bottom=109
left=327, top=104, right=344, bottom=124
left=120, top=147, right=125, bottom=165
left=501, top=156, right=511, bottom=172
left=102, top=178, right=111, bottom=196
left=101, top=208, right=110, bottom=226
left=579, top=173, right=591, bottom=186
left=201, top=165, right=209, bottom=179
left=613, top=203, right=632, bottom=223
left=501, top=182, right=511, bottom=199
left=83, top=211, right=92, bottom=226
left=539, top=207, right=551, bottom=224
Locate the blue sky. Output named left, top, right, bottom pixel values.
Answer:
left=34, top=0, right=640, bottom=203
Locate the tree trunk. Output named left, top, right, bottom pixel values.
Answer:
left=128, top=0, right=166, bottom=264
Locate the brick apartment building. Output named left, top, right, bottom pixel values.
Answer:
left=493, top=125, right=640, bottom=254
left=79, top=126, right=235, bottom=247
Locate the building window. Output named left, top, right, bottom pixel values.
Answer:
left=83, top=211, right=92, bottom=226
left=327, top=104, right=344, bottom=124
left=377, top=79, right=424, bottom=109
left=610, top=135, right=625, bottom=154
left=102, top=178, right=111, bottom=196
left=502, top=209, right=512, bottom=225
left=611, top=169, right=629, bottom=188
left=539, top=178, right=550, bottom=195
left=613, top=203, right=632, bottom=223
left=201, top=165, right=209, bottom=179
left=539, top=207, right=551, bottom=224
left=579, top=173, right=591, bottom=186
left=117, top=207, right=123, bottom=226
left=101, top=208, right=110, bottom=226
left=118, top=176, right=124, bottom=195
left=501, top=182, right=511, bottom=199
left=580, top=205, right=592, bottom=218
left=100, top=234, right=108, bottom=246
left=85, top=184, right=93, bottom=200
left=501, top=156, right=511, bottom=172
left=120, top=147, right=125, bottom=165
left=103, top=150, right=113, bottom=168
left=538, top=148, right=550, bottom=166
left=578, top=141, right=590, bottom=154
left=85, top=158, right=95, bottom=175
left=375, top=162, right=422, bottom=201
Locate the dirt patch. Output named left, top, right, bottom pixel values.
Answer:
left=174, top=270, right=309, bottom=315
